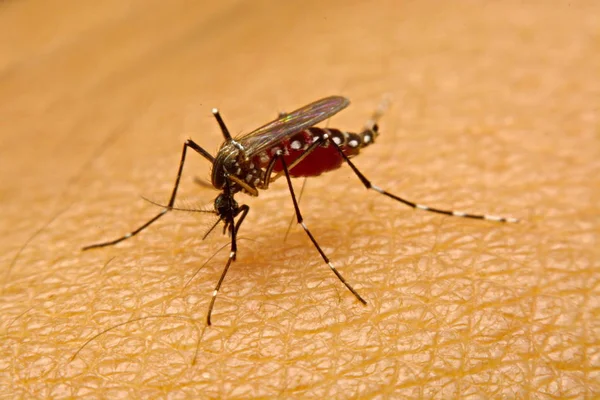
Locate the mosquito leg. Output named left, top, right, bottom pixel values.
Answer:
left=330, top=141, right=519, bottom=223
left=276, top=152, right=367, bottom=305
left=283, top=178, right=307, bottom=242
left=82, top=139, right=216, bottom=250
left=363, top=95, right=391, bottom=131
left=278, top=101, right=331, bottom=238
left=274, top=109, right=308, bottom=240
left=206, top=204, right=249, bottom=325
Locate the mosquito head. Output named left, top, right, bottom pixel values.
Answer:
left=214, top=192, right=239, bottom=219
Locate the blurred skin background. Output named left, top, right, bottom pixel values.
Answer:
left=1, top=1, right=598, bottom=398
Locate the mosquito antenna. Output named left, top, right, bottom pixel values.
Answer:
left=140, top=196, right=218, bottom=214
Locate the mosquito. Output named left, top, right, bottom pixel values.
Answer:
left=83, top=96, right=518, bottom=325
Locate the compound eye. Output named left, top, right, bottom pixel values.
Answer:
left=214, top=194, right=226, bottom=211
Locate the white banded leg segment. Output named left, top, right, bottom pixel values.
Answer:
left=277, top=153, right=367, bottom=305
left=299, top=219, right=366, bottom=304
left=211, top=251, right=235, bottom=300
left=392, top=194, right=519, bottom=223
left=484, top=215, right=520, bottom=223
left=329, top=140, right=519, bottom=223
left=206, top=249, right=237, bottom=326
left=370, top=184, right=385, bottom=194
left=82, top=207, right=171, bottom=250
left=82, top=139, right=215, bottom=251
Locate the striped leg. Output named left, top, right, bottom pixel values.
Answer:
left=206, top=204, right=249, bottom=326
left=330, top=141, right=519, bottom=223
left=82, top=139, right=216, bottom=250
left=283, top=178, right=307, bottom=242
left=276, top=151, right=367, bottom=305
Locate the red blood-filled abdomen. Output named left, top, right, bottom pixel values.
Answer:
left=276, top=145, right=343, bottom=177
left=252, top=128, right=366, bottom=179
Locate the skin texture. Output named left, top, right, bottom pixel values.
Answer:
left=1, top=1, right=598, bottom=398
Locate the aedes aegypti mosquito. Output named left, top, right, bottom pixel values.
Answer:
left=84, top=96, right=518, bottom=325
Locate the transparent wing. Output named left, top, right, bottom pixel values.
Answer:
left=237, top=96, right=350, bottom=157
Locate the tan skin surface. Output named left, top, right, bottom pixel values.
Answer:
left=1, top=1, right=598, bottom=398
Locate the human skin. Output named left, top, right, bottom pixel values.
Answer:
left=1, top=1, right=598, bottom=398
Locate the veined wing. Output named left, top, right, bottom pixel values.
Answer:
left=236, top=96, right=350, bottom=157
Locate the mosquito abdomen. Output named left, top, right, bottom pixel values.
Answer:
left=252, top=126, right=378, bottom=178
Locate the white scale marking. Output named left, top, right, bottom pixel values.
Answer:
left=231, top=140, right=244, bottom=151
left=416, top=204, right=430, bottom=210
left=484, top=215, right=503, bottom=221
left=452, top=211, right=466, bottom=217
left=125, top=233, right=132, bottom=238
left=229, top=251, right=236, bottom=258
left=371, top=184, right=385, bottom=194
left=349, top=139, right=359, bottom=148
left=212, top=290, right=218, bottom=297
left=332, top=136, right=342, bottom=145
left=328, top=262, right=336, bottom=270
left=290, top=140, right=302, bottom=150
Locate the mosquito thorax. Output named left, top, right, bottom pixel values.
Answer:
left=212, top=141, right=264, bottom=195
